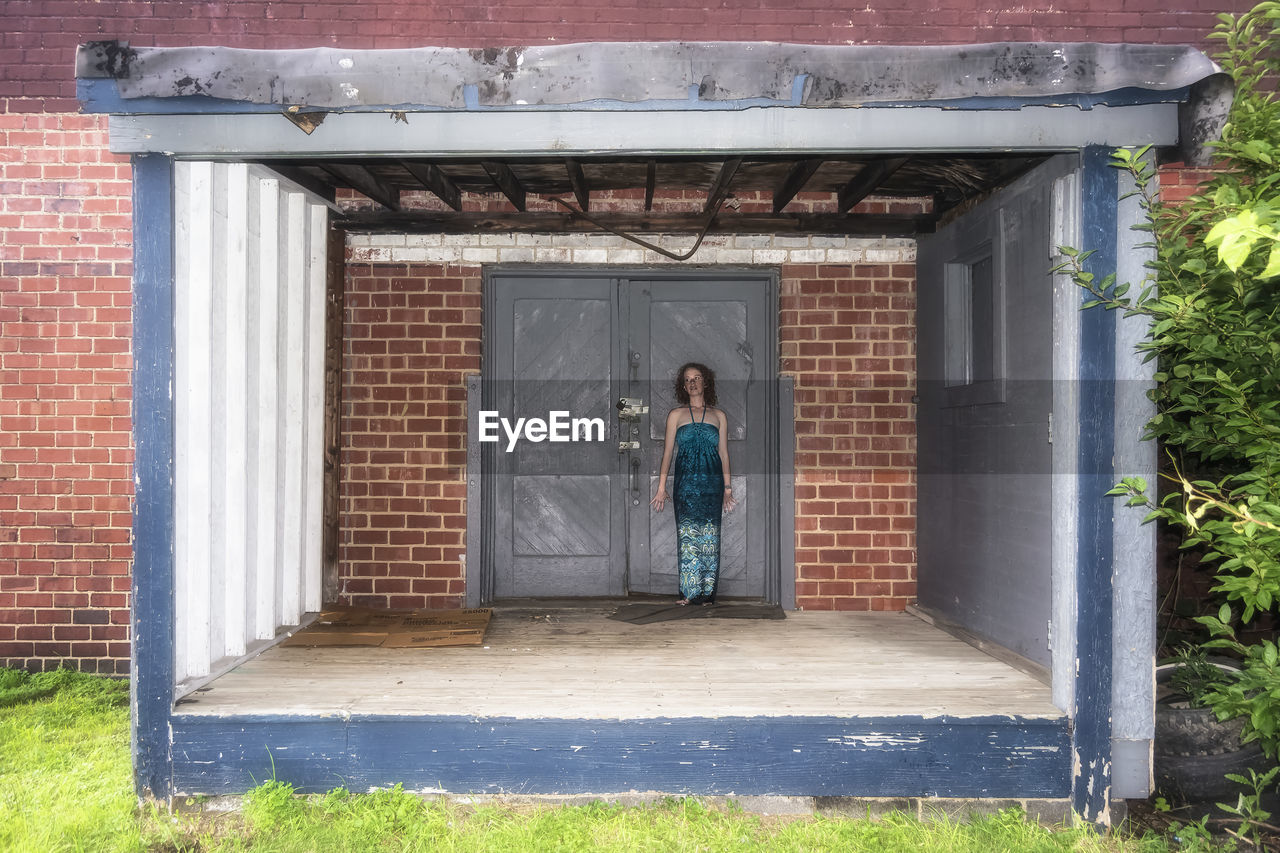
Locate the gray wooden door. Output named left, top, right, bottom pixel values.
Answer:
left=915, top=158, right=1074, bottom=665
left=487, top=271, right=774, bottom=600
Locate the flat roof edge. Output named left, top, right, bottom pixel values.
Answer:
left=76, top=40, right=1221, bottom=112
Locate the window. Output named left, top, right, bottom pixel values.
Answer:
left=943, top=242, right=1005, bottom=405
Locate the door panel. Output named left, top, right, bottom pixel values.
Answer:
left=487, top=271, right=776, bottom=602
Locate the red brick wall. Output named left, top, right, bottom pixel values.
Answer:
left=783, top=262, right=917, bottom=610
left=339, top=252, right=917, bottom=611
left=2, top=0, right=1251, bottom=111
left=340, top=262, right=481, bottom=610
left=0, top=113, right=133, bottom=674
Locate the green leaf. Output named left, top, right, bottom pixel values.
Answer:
left=1262, top=241, right=1280, bottom=279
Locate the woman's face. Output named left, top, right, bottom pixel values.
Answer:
left=682, top=369, right=704, bottom=396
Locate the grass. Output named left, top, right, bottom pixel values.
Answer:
left=0, top=668, right=1214, bottom=852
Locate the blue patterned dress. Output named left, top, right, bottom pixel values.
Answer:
left=674, top=406, right=724, bottom=603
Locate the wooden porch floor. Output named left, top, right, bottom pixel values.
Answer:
left=175, top=605, right=1061, bottom=719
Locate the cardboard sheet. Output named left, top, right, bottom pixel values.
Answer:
left=282, top=606, right=492, bottom=648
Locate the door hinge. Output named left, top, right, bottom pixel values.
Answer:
left=1046, top=619, right=1052, bottom=651
left=1047, top=412, right=1054, bottom=444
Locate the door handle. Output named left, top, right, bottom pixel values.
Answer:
left=630, top=457, right=641, bottom=501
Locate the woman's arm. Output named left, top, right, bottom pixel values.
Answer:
left=716, top=408, right=736, bottom=512
left=650, top=409, right=680, bottom=511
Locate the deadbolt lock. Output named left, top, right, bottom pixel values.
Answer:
left=618, top=441, right=640, bottom=452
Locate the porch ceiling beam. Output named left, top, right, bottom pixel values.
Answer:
left=837, top=156, right=910, bottom=213
left=704, top=157, right=743, bottom=214
left=773, top=158, right=824, bottom=213
left=482, top=161, right=527, bottom=211
left=317, top=163, right=401, bottom=211
left=565, top=158, right=590, bottom=212
left=644, top=159, right=656, bottom=212
left=254, top=163, right=337, bottom=203
left=401, top=160, right=462, bottom=211
left=335, top=210, right=936, bottom=236
left=108, top=105, right=1181, bottom=157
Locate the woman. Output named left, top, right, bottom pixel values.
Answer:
left=650, top=362, right=736, bottom=605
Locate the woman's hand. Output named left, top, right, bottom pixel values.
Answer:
left=650, top=487, right=668, bottom=512
left=723, top=488, right=737, bottom=513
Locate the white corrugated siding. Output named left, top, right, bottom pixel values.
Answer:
left=173, top=161, right=328, bottom=687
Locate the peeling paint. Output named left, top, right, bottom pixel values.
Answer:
left=829, top=734, right=927, bottom=748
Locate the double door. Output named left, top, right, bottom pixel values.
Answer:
left=485, top=271, right=774, bottom=600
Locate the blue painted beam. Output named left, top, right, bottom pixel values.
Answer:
left=1073, top=145, right=1118, bottom=823
left=169, top=714, right=1071, bottom=798
left=130, top=154, right=177, bottom=800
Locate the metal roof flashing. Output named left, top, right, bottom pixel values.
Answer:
left=78, top=40, right=1221, bottom=109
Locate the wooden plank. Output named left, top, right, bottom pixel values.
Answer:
left=704, top=156, right=742, bottom=214
left=175, top=160, right=214, bottom=681
left=317, top=163, right=401, bottom=211
left=280, top=191, right=307, bottom=627
left=400, top=160, right=462, bottom=211
left=481, top=160, right=527, bottom=211
left=169, top=711, right=1070, bottom=797
left=773, top=159, right=824, bottom=213
left=222, top=162, right=250, bottom=658
left=303, top=201, right=328, bottom=614
left=337, top=211, right=934, bottom=236
left=565, top=158, right=590, bottom=211
left=252, top=178, right=282, bottom=640
left=838, top=156, right=911, bottom=212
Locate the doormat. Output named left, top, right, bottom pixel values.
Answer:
left=609, top=602, right=786, bottom=624
left=282, top=606, right=492, bottom=648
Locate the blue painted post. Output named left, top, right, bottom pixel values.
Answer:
left=1073, top=145, right=1118, bottom=823
left=131, top=154, right=176, bottom=800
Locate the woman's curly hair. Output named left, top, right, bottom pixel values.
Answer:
left=673, top=362, right=717, bottom=407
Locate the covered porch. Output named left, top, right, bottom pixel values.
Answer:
left=86, top=39, right=1227, bottom=820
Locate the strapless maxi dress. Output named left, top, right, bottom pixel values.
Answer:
left=673, top=406, right=724, bottom=603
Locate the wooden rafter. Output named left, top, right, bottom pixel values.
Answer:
left=704, top=157, right=743, bottom=214
left=401, top=160, right=462, bottom=211
left=337, top=210, right=936, bottom=236
left=773, top=159, right=824, bottom=213
left=481, top=161, right=527, bottom=211
left=837, top=157, right=910, bottom=213
left=257, top=163, right=337, bottom=203
left=565, top=159, right=590, bottom=212
left=316, top=163, right=400, bottom=211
